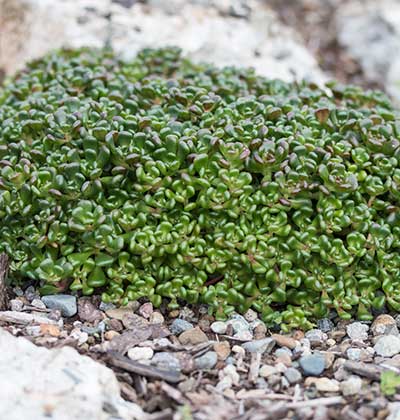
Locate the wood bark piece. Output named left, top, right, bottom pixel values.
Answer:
left=0, top=310, right=60, bottom=326
left=0, top=253, right=10, bottom=311
left=106, top=352, right=182, bottom=383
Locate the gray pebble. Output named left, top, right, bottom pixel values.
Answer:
left=284, top=367, right=302, bottom=384
left=170, top=318, right=193, bottom=335
left=195, top=351, right=218, bottom=370
left=210, top=321, right=227, bottom=335
left=99, top=302, right=116, bottom=312
left=317, top=318, right=334, bottom=333
left=299, top=353, right=326, bottom=376
left=42, top=295, right=77, bottom=317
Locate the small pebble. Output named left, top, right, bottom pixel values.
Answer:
left=284, top=367, right=302, bottom=384
left=211, top=321, right=227, bottom=335
left=259, top=365, right=278, bottom=378
left=214, top=341, right=231, bottom=360
left=149, top=311, right=164, bottom=324
left=309, top=377, right=340, bottom=393
left=170, top=319, right=194, bottom=335
left=152, top=352, right=181, bottom=371
left=346, top=348, right=362, bottom=361
left=195, top=351, right=218, bottom=370
left=317, top=318, right=334, bottom=333
left=127, top=346, right=154, bottom=361
left=242, top=338, right=275, bottom=354
left=42, top=295, right=77, bottom=317
left=340, top=376, right=362, bottom=396
left=374, top=335, right=400, bottom=357
left=272, top=334, right=297, bottom=350
left=233, top=330, right=253, bottom=341
left=299, top=353, right=326, bottom=376
left=69, top=328, right=88, bottom=345
left=104, top=330, right=120, bottom=340
left=31, top=298, right=46, bottom=310
left=305, top=329, right=327, bottom=346
left=244, top=309, right=258, bottom=322
left=10, top=299, right=24, bottom=312
left=99, top=302, right=116, bottom=312
left=371, top=314, right=399, bottom=336
left=179, top=327, right=208, bottom=345
left=253, top=323, right=267, bottom=339
left=24, top=286, right=39, bottom=301
left=346, top=322, right=369, bottom=341
left=138, top=302, right=153, bottom=319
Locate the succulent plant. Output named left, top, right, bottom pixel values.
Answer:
left=0, top=47, right=399, bottom=330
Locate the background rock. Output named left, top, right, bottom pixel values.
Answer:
left=0, top=0, right=324, bottom=84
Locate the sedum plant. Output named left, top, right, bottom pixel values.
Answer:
left=0, top=47, right=399, bottom=330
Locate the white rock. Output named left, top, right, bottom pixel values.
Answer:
left=346, top=322, right=369, bottom=341
left=69, top=328, right=89, bottom=346
left=336, top=0, right=400, bottom=103
left=211, top=321, right=227, bottom=335
left=127, top=346, right=154, bottom=361
left=0, top=327, right=143, bottom=420
left=374, top=335, right=400, bottom=357
left=0, top=0, right=325, bottom=85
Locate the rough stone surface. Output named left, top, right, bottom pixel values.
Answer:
left=0, top=0, right=324, bottom=85
left=42, top=295, right=77, bottom=317
left=0, top=327, right=143, bottom=420
left=336, top=0, right=400, bottom=102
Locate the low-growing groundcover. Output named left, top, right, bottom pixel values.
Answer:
left=0, top=48, right=399, bottom=330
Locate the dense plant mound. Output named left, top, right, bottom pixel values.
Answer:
left=0, top=48, right=399, bottom=329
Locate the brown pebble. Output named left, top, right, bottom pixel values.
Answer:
left=272, top=334, right=297, bottom=349
left=253, top=323, right=267, bottom=340
left=105, top=330, right=120, bottom=340
left=179, top=327, right=208, bottom=345
left=198, top=318, right=211, bottom=332
left=214, top=341, right=231, bottom=360
left=169, top=310, right=180, bottom=318
left=108, top=318, right=123, bottom=332
left=276, top=354, right=292, bottom=367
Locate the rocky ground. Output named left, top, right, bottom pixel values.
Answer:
left=1, top=286, right=400, bottom=419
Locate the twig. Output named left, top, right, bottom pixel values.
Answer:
left=106, top=351, right=182, bottom=383
left=0, top=253, right=10, bottom=311
left=284, top=396, right=344, bottom=409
